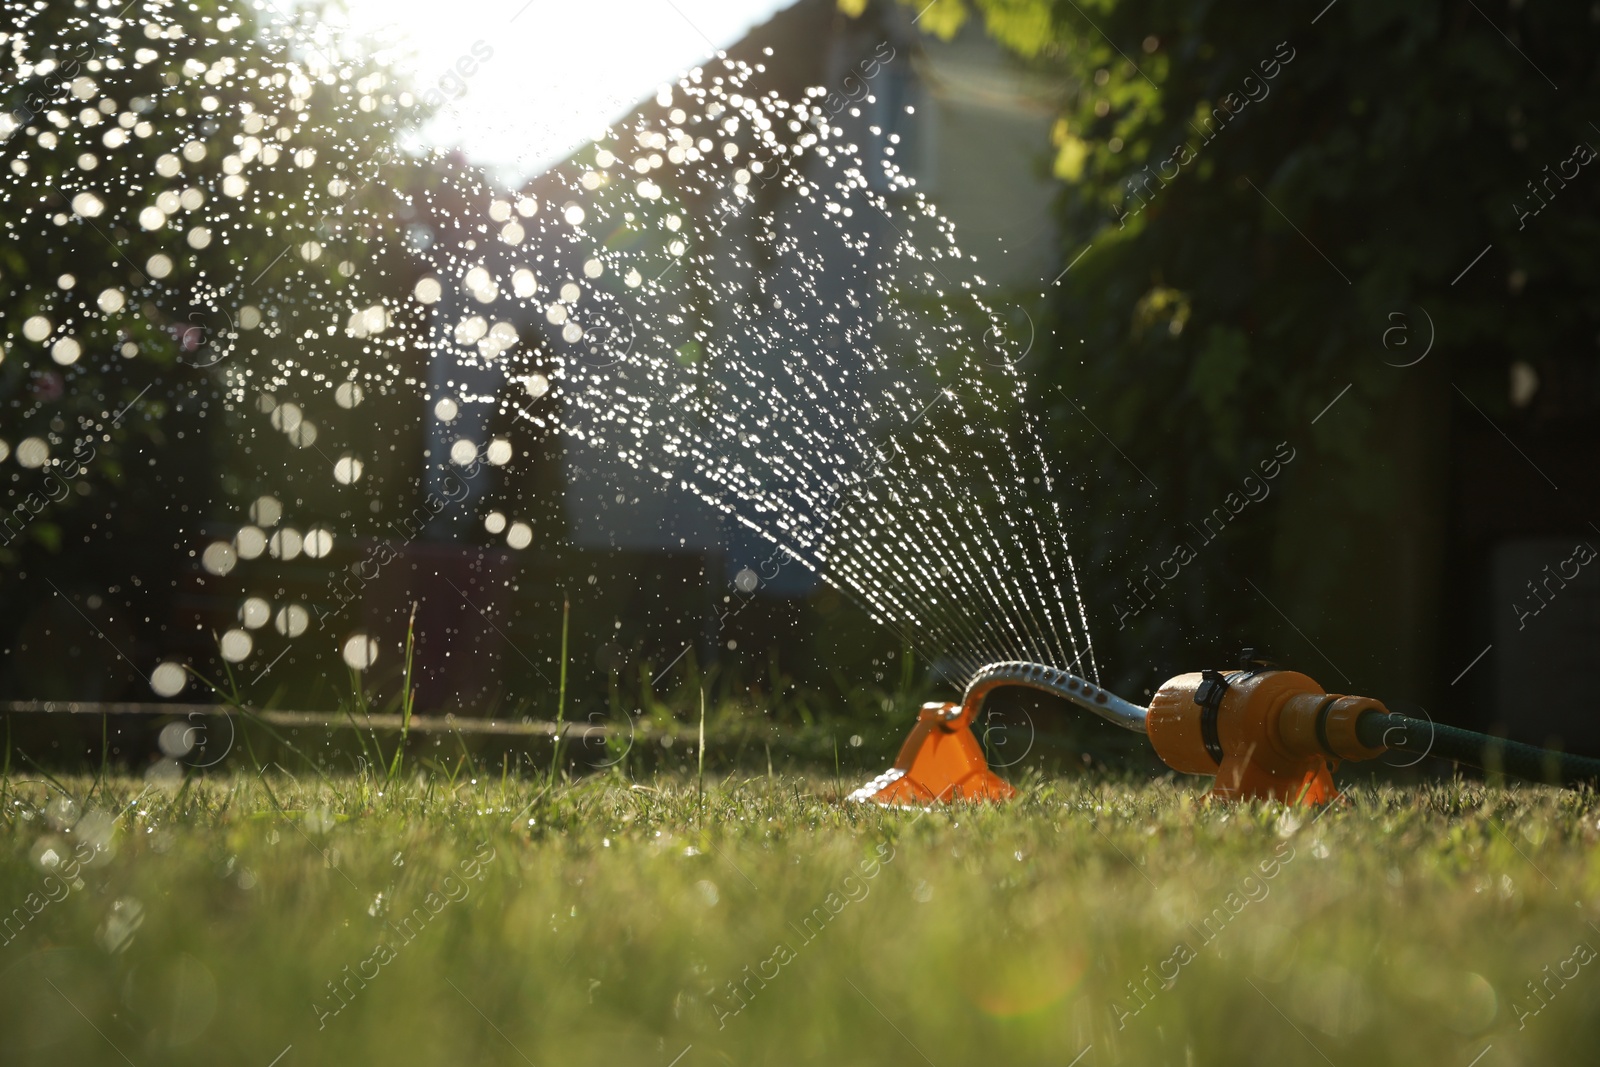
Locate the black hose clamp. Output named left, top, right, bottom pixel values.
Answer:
left=1194, top=669, right=1229, bottom=765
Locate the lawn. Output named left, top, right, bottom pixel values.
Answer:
left=1, top=769, right=1597, bottom=1066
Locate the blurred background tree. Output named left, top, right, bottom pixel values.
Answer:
left=0, top=0, right=435, bottom=697
left=878, top=0, right=1600, bottom=730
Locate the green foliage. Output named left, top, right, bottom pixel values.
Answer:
left=0, top=1, right=429, bottom=564
left=869, top=0, right=1600, bottom=690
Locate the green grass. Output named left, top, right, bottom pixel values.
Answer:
left=1, top=770, right=1598, bottom=1066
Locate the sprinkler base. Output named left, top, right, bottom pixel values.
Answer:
left=850, top=701, right=1016, bottom=805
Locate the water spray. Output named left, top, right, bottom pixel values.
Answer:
left=852, top=655, right=1600, bottom=805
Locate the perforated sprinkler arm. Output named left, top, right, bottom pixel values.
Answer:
left=961, top=661, right=1150, bottom=734
left=851, top=658, right=1600, bottom=806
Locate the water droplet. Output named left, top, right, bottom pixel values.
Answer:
left=235, top=526, right=267, bottom=559
left=342, top=632, right=379, bottom=670
left=333, top=454, right=364, bottom=485
left=239, top=597, right=271, bottom=629
left=150, top=661, right=187, bottom=697
left=248, top=496, right=281, bottom=527
left=219, top=629, right=252, bottom=663
left=159, top=721, right=196, bottom=758
left=50, top=337, right=82, bottom=365
left=303, top=526, right=334, bottom=558
left=275, top=605, right=309, bottom=638
left=201, top=541, right=237, bottom=576
left=269, top=528, right=303, bottom=560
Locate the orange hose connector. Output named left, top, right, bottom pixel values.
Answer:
left=1146, top=669, right=1388, bottom=804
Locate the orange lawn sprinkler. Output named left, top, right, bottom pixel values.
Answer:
left=851, top=655, right=1600, bottom=806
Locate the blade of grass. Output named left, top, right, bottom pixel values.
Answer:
left=550, top=594, right=570, bottom=783
left=0, top=717, right=11, bottom=819
left=389, top=602, right=419, bottom=782
left=83, top=713, right=109, bottom=810
left=98, top=712, right=109, bottom=791
left=452, top=728, right=479, bottom=785
left=11, top=749, right=81, bottom=810
left=340, top=695, right=382, bottom=772
left=184, top=666, right=338, bottom=789
left=343, top=665, right=394, bottom=779
left=697, top=687, right=706, bottom=821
